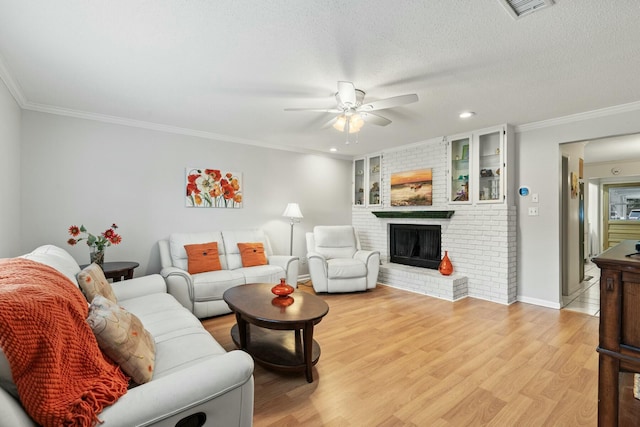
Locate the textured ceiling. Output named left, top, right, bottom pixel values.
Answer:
left=1, top=0, right=640, bottom=158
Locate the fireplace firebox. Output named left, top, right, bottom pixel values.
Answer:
left=389, top=224, right=441, bottom=269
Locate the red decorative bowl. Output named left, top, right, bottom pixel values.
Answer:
left=271, top=278, right=294, bottom=297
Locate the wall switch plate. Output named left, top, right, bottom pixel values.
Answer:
left=528, top=207, right=539, bottom=216
left=531, top=193, right=539, bottom=203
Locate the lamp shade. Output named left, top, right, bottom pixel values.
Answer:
left=282, top=203, right=303, bottom=219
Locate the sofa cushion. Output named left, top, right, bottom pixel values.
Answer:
left=184, top=242, right=222, bottom=274
left=192, top=270, right=245, bottom=301
left=222, top=229, right=272, bottom=270
left=327, top=258, right=367, bottom=279
left=237, top=264, right=286, bottom=284
left=237, top=242, right=268, bottom=267
left=87, top=295, right=156, bottom=385
left=169, top=232, right=227, bottom=271
left=314, top=226, right=358, bottom=259
left=77, top=263, right=117, bottom=303
left=20, top=244, right=82, bottom=287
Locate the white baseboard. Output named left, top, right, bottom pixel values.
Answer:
left=517, top=295, right=561, bottom=310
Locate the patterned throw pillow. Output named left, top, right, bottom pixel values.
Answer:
left=237, top=242, right=268, bottom=267
left=87, top=295, right=156, bottom=384
left=77, top=263, right=117, bottom=303
left=184, top=242, right=222, bottom=274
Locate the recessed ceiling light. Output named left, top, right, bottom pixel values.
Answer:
left=329, top=147, right=338, bottom=152
left=459, top=111, right=475, bottom=119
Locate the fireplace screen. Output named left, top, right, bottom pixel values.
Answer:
left=389, top=224, right=441, bottom=269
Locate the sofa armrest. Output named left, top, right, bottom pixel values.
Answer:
left=111, top=274, right=167, bottom=301
left=99, top=350, right=254, bottom=426
left=268, top=255, right=299, bottom=287
left=0, top=387, right=36, bottom=427
left=354, top=250, right=380, bottom=289
left=160, top=266, right=195, bottom=313
left=307, top=251, right=328, bottom=292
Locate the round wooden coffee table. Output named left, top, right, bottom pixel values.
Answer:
left=223, top=283, right=329, bottom=383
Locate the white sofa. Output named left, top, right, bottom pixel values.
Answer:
left=306, top=225, right=380, bottom=293
left=0, top=245, right=254, bottom=427
left=159, top=230, right=299, bottom=319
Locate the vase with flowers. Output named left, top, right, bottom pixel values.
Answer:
left=67, top=223, right=122, bottom=266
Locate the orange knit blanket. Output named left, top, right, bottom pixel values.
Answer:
left=0, top=258, right=129, bottom=427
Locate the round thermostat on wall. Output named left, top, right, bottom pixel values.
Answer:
left=518, top=186, right=530, bottom=197
left=611, top=167, right=621, bottom=175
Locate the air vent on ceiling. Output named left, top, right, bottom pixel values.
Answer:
left=498, top=0, right=554, bottom=19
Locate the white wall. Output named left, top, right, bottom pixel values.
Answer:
left=0, top=78, right=21, bottom=258
left=516, top=107, right=640, bottom=308
left=19, top=111, right=352, bottom=276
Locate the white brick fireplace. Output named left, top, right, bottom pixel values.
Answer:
left=352, top=138, right=517, bottom=304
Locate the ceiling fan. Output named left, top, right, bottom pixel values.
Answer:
left=285, top=81, right=419, bottom=137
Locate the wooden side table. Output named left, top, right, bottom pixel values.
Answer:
left=80, top=261, right=140, bottom=282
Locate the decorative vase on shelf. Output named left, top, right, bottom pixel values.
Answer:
left=271, top=278, right=294, bottom=297
left=90, top=248, right=105, bottom=267
left=438, top=251, right=453, bottom=276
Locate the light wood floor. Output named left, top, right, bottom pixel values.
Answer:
left=202, top=283, right=599, bottom=426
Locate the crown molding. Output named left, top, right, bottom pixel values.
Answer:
left=0, top=53, right=26, bottom=107
left=515, top=100, right=640, bottom=133
left=22, top=101, right=351, bottom=160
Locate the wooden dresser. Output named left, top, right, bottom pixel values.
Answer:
left=592, top=240, right=640, bottom=426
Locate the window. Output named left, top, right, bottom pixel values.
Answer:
left=608, top=185, right=640, bottom=220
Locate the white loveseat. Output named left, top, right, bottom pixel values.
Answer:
left=159, top=230, right=299, bottom=319
left=0, top=245, right=254, bottom=427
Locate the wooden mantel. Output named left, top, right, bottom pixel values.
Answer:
left=371, top=210, right=454, bottom=219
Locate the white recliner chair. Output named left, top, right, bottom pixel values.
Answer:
left=306, top=225, right=380, bottom=293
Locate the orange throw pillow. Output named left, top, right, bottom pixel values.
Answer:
left=238, top=242, right=268, bottom=267
left=184, top=242, right=222, bottom=274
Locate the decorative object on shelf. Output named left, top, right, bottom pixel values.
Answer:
left=282, top=202, right=303, bottom=255
left=462, top=144, right=469, bottom=160
left=480, top=169, right=493, bottom=177
left=390, top=169, right=433, bottom=207
left=371, top=165, right=380, bottom=173
left=438, top=251, right=453, bottom=276
left=185, top=168, right=243, bottom=208
left=271, top=278, right=294, bottom=297
left=67, top=223, right=122, bottom=267
left=370, top=181, right=380, bottom=204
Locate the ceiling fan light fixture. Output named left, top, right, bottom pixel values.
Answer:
left=333, top=113, right=365, bottom=133
left=333, top=115, right=347, bottom=132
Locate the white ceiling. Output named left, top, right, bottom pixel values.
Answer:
left=1, top=0, right=640, bottom=158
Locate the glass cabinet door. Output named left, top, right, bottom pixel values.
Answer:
left=477, top=130, right=503, bottom=202
left=450, top=137, right=471, bottom=203
left=368, top=155, right=381, bottom=206
left=354, top=158, right=365, bottom=206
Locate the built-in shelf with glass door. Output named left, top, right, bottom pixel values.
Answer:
left=353, top=154, right=382, bottom=207
left=448, top=126, right=508, bottom=204
left=449, top=136, right=471, bottom=203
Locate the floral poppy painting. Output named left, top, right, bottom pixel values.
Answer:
left=186, top=168, right=243, bottom=208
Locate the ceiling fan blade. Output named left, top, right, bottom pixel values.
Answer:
left=360, top=112, right=392, bottom=126
left=358, top=94, right=419, bottom=111
left=284, top=107, right=342, bottom=113
left=337, top=81, right=357, bottom=107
